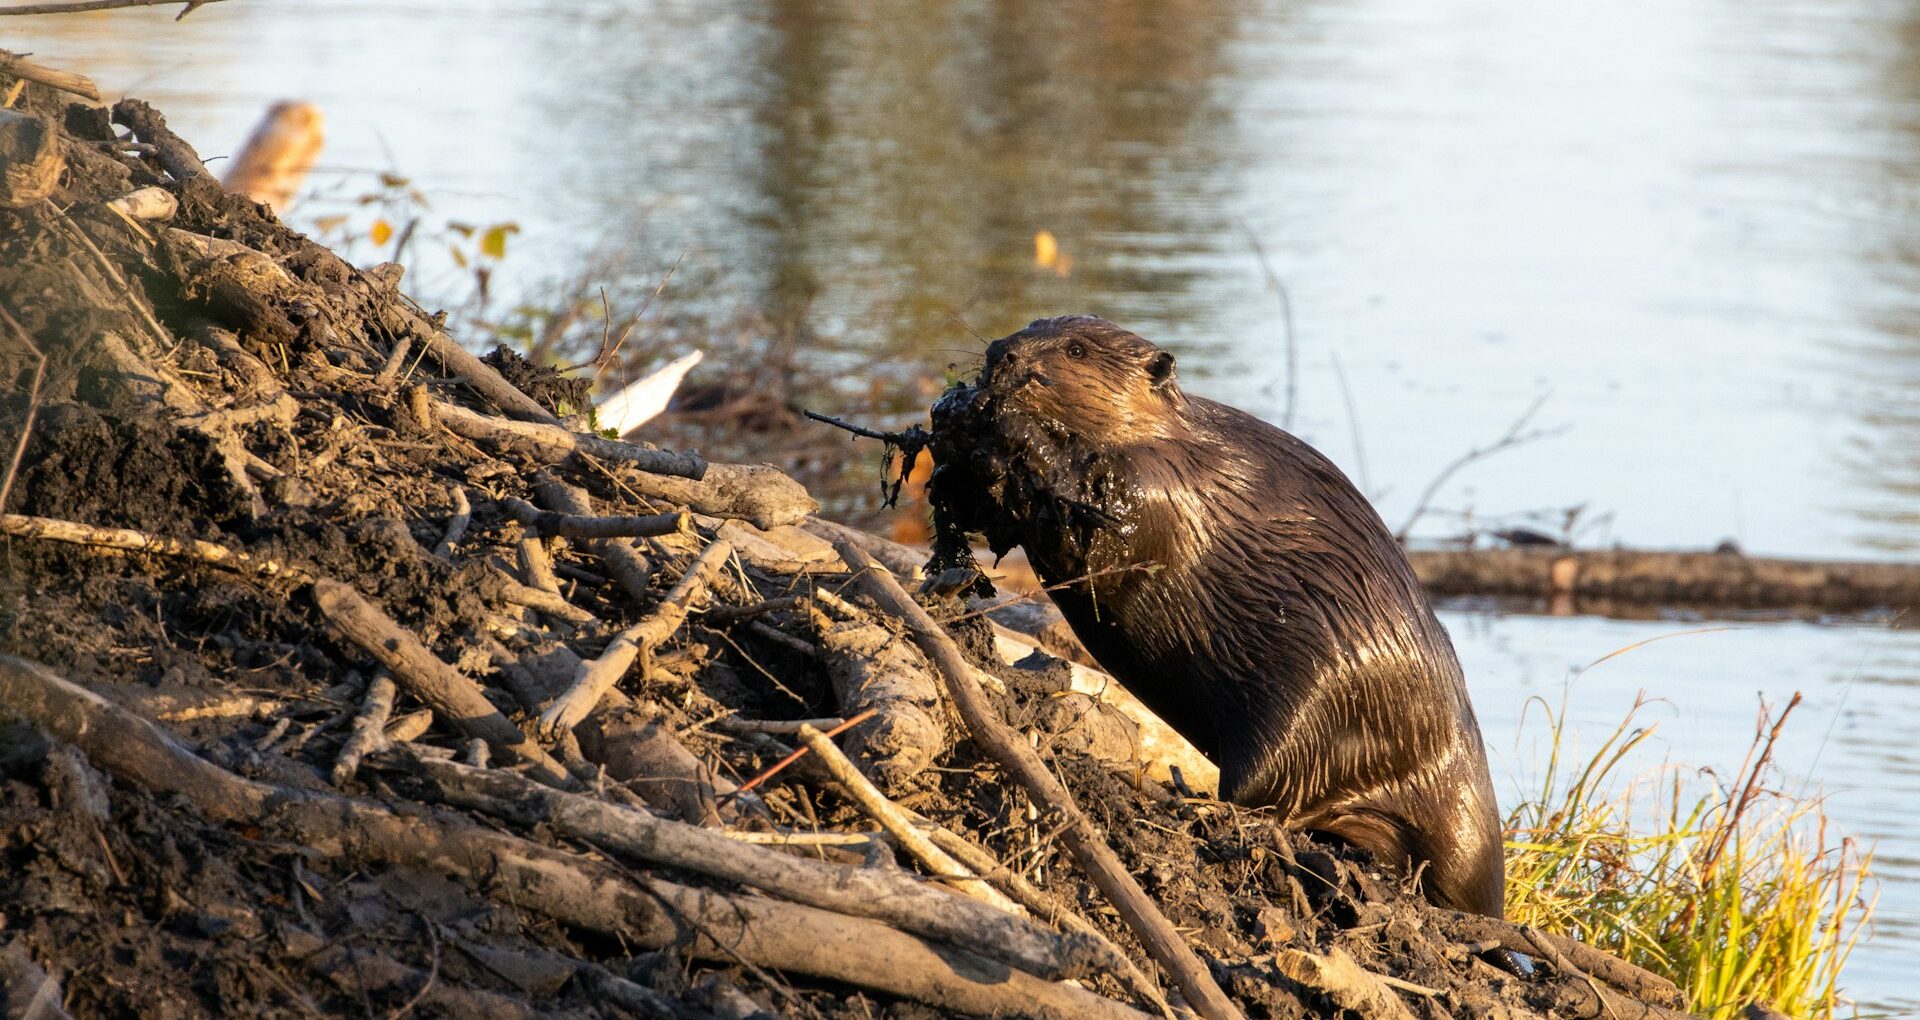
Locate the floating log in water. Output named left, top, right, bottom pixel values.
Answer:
left=1407, top=547, right=1920, bottom=616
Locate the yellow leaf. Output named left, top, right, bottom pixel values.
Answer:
left=449, top=245, right=468, bottom=269
left=371, top=219, right=393, bottom=246
left=1034, top=229, right=1058, bottom=269
left=480, top=222, right=519, bottom=259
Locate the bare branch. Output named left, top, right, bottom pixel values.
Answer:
left=1396, top=393, right=1567, bottom=542
left=0, top=306, right=46, bottom=513
left=1240, top=220, right=1299, bottom=431
left=0, top=0, right=225, bottom=19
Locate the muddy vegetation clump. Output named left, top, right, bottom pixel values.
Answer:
left=0, top=71, right=1698, bottom=1020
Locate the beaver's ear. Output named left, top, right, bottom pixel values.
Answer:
left=1148, top=350, right=1177, bottom=390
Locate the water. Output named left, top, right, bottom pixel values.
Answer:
left=11, top=1, right=1920, bottom=1011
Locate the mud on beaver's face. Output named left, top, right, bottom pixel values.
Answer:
left=977, top=315, right=1185, bottom=444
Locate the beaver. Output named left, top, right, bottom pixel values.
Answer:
left=927, top=314, right=1506, bottom=917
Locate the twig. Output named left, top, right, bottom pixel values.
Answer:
left=1240, top=221, right=1298, bottom=431
left=1396, top=393, right=1566, bottom=541
left=0, top=0, right=224, bottom=16
left=331, top=673, right=396, bottom=786
left=534, top=540, right=731, bottom=740
left=718, top=828, right=876, bottom=846
left=1700, top=692, right=1804, bottom=880
left=516, top=535, right=560, bottom=595
left=796, top=722, right=1020, bottom=913
left=0, top=48, right=100, bottom=101
left=829, top=538, right=1247, bottom=1020
left=725, top=708, right=877, bottom=800
left=373, top=336, right=413, bottom=386
left=1329, top=350, right=1370, bottom=495
left=0, top=305, right=45, bottom=513
left=802, top=410, right=928, bottom=446
left=498, top=496, right=689, bottom=540
left=715, top=714, right=843, bottom=735
left=1, top=512, right=313, bottom=581
left=490, top=569, right=594, bottom=623
left=430, top=488, right=471, bottom=559
left=701, top=596, right=802, bottom=625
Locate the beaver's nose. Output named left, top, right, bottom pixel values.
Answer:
left=983, top=339, right=1016, bottom=378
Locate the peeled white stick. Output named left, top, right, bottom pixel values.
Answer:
left=330, top=672, right=396, bottom=786
left=595, top=350, right=703, bottom=436
left=104, top=185, right=178, bottom=221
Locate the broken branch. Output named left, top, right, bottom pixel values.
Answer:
left=310, top=579, right=572, bottom=788
left=830, top=538, right=1246, bottom=1020
left=534, top=540, right=731, bottom=740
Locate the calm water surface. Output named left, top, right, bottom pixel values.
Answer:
left=12, top=1, right=1920, bottom=1011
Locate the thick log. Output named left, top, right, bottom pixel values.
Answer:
left=991, top=626, right=1220, bottom=797
left=1407, top=547, right=1920, bottom=613
left=1272, top=947, right=1419, bottom=1020
left=621, top=461, right=817, bottom=531
left=818, top=617, right=950, bottom=790
left=403, top=754, right=1110, bottom=982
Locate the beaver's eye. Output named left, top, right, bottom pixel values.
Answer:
left=1066, top=341, right=1087, bottom=359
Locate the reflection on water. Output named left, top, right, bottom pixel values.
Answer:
left=11, top=0, right=1920, bottom=1010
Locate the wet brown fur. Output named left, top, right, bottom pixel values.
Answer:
left=929, top=315, right=1505, bottom=916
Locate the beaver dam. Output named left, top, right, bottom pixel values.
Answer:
left=0, top=65, right=1852, bottom=1020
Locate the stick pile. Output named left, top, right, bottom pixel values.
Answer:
left=0, top=68, right=1699, bottom=1018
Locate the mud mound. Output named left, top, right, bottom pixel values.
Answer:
left=0, top=69, right=1692, bottom=1019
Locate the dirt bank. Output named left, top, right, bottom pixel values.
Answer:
left=0, top=68, right=1693, bottom=1019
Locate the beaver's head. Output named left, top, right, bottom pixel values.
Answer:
left=977, top=315, right=1186, bottom=444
